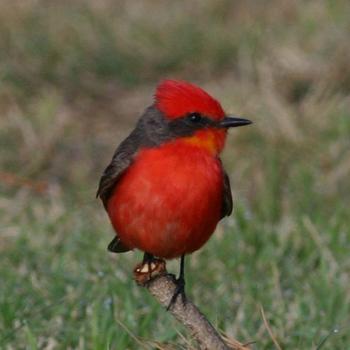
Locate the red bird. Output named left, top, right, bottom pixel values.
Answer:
left=97, top=80, right=251, bottom=305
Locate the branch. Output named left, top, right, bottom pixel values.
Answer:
left=134, top=260, right=250, bottom=350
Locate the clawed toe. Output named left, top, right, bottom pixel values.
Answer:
left=167, top=276, right=186, bottom=310
left=134, top=253, right=166, bottom=285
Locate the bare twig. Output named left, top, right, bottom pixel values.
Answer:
left=134, top=261, right=249, bottom=350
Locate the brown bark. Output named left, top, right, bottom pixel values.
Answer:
left=134, top=261, right=249, bottom=350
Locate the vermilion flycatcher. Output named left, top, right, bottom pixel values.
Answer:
left=97, top=80, right=251, bottom=305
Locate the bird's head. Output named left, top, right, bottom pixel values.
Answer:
left=153, top=80, right=251, bottom=155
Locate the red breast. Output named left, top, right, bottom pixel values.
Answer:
left=107, top=136, right=224, bottom=259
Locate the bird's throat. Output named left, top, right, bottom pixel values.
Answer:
left=181, top=129, right=227, bottom=155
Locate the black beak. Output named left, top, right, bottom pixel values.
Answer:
left=219, top=115, right=252, bottom=128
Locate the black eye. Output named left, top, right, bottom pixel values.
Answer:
left=188, top=113, right=202, bottom=122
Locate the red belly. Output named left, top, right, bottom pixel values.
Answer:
left=107, top=141, right=223, bottom=259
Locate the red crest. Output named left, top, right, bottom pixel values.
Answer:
left=155, top=80, right=225, bottom=120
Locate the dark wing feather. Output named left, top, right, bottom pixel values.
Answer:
left=96, top=133, right=140, bottom=208
left=97, top=130, right=141, bottom=254
left=221, top=170, right=233, bottom=218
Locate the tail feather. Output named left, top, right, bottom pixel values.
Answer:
left=107, top=236, right=131, bottom=253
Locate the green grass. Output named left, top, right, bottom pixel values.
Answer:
left=1, top=194, right=349, bottom=349
left=1, top=1, right=350, bottom=349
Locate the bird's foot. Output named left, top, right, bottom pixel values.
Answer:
left=134, top=258, right=166, bottom=285
left=167, top=275, right=186, bottom=311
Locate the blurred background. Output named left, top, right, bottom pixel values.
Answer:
left=1, top=1, right=350, bottom=349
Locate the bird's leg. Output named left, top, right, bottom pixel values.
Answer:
left=167, top=254, right=186, bottom=310
left=142, top=252, right=154, bottom=265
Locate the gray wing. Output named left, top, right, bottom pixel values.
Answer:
left=221, top=170, right=233, bottom=219
left=97, top=131, right=141, bottom=254
left=96, top=134, right=139, bottom=209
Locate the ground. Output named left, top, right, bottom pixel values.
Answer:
left=1, top=1, right=350, bottom=349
